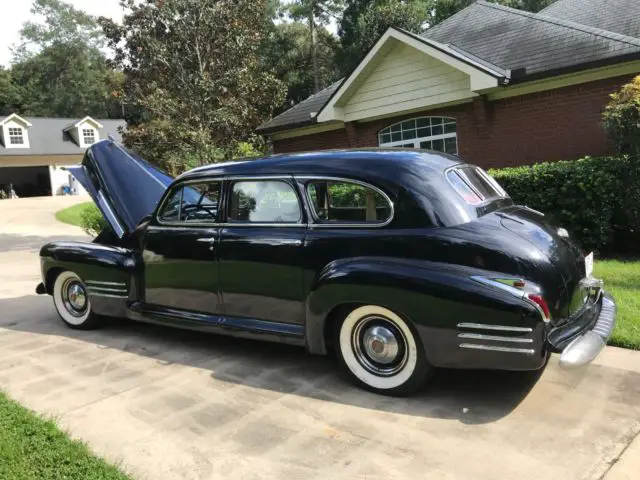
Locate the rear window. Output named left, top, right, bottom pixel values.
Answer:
left=446, top=166, right=507, bottom=205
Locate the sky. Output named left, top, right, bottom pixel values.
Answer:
left=0, top=0, right=125, bottom=67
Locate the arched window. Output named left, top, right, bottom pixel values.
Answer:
left=378, top=117, right=457, bottom=154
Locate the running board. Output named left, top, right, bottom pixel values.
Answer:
left=128, top=302, right=306, bottom=346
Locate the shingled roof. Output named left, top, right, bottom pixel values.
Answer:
left=258, top=0, right=640, bottom=135
left=0, top=117, right=125, bottom=156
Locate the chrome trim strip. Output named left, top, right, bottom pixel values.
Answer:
left=85, top=281, right=126, bottom=287
left=459, top=343, right=535, bottom=354
left=457, top=322, right=533, bottom=333
left=470, top=275, right=525, bottom=298
left=87, top=292, right=128, bottom=299
left=96, top=190, right=125, bottom=237
left=457, top=333, right=533, bottom=343
left=87, top=287, right=128, bottom=294
left=294, top=175, right=395, bottom=228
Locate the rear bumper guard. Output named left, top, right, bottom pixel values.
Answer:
left=558, top=293, right=616, bottom=369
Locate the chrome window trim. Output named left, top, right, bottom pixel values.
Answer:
left=444, top=165, right=507, bottom=207
left=156, top=178, right=223, bottom=227
left=295, top=175, right=395, bottom=228
left=226, top=178, right=304, bottom=226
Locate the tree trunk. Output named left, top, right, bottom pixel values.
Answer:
left=309, top=2, right=319, bottom=93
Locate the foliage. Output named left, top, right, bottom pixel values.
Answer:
left=12, top=0, right=105, bottom=61
left=428, top=0, right=554, bottom=25
left=0, top=391, right=130, bottom=479
left=603, top=75, right=640, bottom=156
left=101, top=0, right=285, bottom=172
left=80, top=203, right=109, bottom=237
left=285, top=0, right=344, bottom=93
left=263, top=22, right=341, bottom=113
left=10, top=43, right=122, bottom=118
left=490, top=156, right=640, bottom=253
left=0, top=68, right=24, bottom=115
left=594, top=259, right=640, bottom=351
left=338, top=0, right=428, bottom=74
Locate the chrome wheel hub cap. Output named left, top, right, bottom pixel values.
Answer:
left=62, top=279, right=88, bottom=317
left=352, top=316, right=408, bottom=377
left=363, top=326, right=399, bottom=364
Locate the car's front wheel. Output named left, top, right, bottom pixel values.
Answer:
left=52, top=271, right=102, bottom=330
left=336, top=305, right=432, bottom=396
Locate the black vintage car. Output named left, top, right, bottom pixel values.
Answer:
left=36, top=140, right=616, bottom=395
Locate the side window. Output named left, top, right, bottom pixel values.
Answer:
left=306, top=180, right=392, bottom=223
left=158, top=182, right=221, bottom=223
left=228, top=180, right=301, bottom=223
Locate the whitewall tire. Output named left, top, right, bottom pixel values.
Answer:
left=336, top=305, right=431, bottom=396
left=52, top=271, right=101, bottom=329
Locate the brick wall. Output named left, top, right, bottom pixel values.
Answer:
left=272, top=75, right=634, bottom=169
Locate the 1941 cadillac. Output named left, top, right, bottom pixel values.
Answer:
left=36, top=140, right=616, bottom=396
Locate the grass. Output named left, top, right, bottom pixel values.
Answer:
left=0, top=391, right=129, bottom=480
left=595, top=259, right=640, bottom=350
left=55, top=202, right=94, bottom=228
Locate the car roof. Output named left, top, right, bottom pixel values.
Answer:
left=178, top=149, right=463, bottom=183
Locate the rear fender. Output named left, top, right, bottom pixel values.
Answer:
left=305, top=257, right=543, bottom=366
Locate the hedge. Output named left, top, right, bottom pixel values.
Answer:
left=490, top=156, right=640, bottom=254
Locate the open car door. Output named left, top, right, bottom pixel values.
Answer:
left=67, top=140, right=173, bottom=238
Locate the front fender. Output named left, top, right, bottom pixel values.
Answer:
left=305, top=257, right=544, bottom=368
left=39, top=241, right=138, bottom=317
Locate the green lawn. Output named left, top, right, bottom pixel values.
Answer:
left=595, top=259, right=640, bottom=350
left=55, top=202, right=94, bottom=228
left=0, top=391, right=129, bottom=480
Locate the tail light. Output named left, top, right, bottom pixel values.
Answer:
left=472, top=276, right=552, bottom=323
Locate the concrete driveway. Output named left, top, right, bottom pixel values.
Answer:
left=0, top=196, right=639, bottom=480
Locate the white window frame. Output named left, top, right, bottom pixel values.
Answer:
left=378, top=116, right=458, bottom=154
left=81, top=127, right=97, bottom=147
left=7, top=127, right=25, bottom=145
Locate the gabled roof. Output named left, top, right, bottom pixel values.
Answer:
left=0, top=117, right=125, bottom=156
left=541, top=0, right=640, bottom=39
left=62, top=116, right=104, bottom=131
left=258, top=0, right=640, bottom=135
left=0, top=113, right=33, bottom=127
left=423, top=0, right=640, bottom=81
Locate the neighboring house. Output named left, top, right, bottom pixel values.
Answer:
left=257, top=0, right=640, bottom=168
left=0, top=114, right=125, bottom=197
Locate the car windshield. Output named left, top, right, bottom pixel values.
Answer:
left=446, top=166, right=507, bottom=206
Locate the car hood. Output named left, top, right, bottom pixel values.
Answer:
left=67, top=140, right=173, bottom=238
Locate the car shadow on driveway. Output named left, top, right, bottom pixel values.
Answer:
left=1, top=294, right=544, bottom=425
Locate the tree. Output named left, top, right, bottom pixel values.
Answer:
left=338, top=0, right=429, bottom=75
left=100, top=0, right=286, bottom=174
left=11, top=43, right=121, bottom=118
left=603, top=75, right=640, bottom=156
left=263, top=22, right=341, bottom=112
left=286, top=0, right=344, bottom=93
left=0, top=68, right=24, bottom=115
left=12, top=0, right=104, bottom=61
left=429, top=0, right=554, bottom=25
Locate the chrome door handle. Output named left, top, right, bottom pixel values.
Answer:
left=196, top=237, right=216, bottom=251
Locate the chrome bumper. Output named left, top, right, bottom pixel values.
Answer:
left=559, top=294, right=616, bottom=369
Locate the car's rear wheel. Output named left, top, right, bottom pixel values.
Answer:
left=52, top=271, right=102, bottom=329
left=336, top=305, right=432, bottom=396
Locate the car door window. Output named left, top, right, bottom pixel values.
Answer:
left=307, top=180, right=392, bottom=223
left=228, top=180, right=301, bottom=223
left=158, top=182, right=221, bottom=223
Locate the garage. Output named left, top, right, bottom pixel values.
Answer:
left=0, top=166, right=51, bottom=198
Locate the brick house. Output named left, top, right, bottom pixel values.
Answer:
left=257, top=0, right=640, bottom=169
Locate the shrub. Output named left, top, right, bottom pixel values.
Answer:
left=80, top=203, right=109, bottom=237
left=490, top=156, right=639, bottom=253
left=603, top=75, right=640, bottom=156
